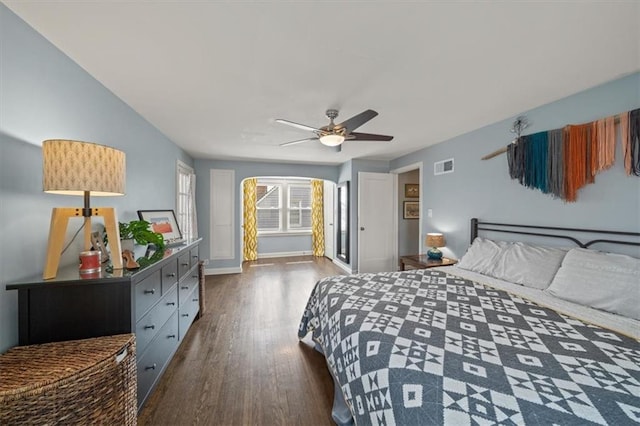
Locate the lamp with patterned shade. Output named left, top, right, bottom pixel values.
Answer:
left=42, top=140, right=126, bottom=279
left=425, top=233, right=445, bottom=260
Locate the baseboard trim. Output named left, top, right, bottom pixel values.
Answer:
left=332, top=259, right=353, bottom=274
left=204, top=266, right=242, bottom=275
left=258, top=250, right=313, bottom=259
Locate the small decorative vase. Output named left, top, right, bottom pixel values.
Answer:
left=427, top=247, right=442, bottom=260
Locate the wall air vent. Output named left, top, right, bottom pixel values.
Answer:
left=434, top=158, right=454, bottom=176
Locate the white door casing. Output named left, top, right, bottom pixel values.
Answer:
left=358, top=172, right=396, bottom=273
left=323, top=180, right=335, bottom=259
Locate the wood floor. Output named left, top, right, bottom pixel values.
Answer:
left=138, top=256, right=346, bottom=425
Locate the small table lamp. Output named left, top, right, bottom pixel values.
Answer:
left=42, top=140, right=126, bottom=279
left=426, top=233, right=445, bottom=260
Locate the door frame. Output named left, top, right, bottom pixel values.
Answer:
left=391, top=162, right=424, bottom=257
left=323, top=180, right=336, bottom=260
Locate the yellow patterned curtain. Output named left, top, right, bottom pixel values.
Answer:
left=243, top=178, right=258, bottom=261
left=311, top=180, right=325, bottom=257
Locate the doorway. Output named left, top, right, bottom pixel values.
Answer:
left=397, top=169, right=421, bottom=257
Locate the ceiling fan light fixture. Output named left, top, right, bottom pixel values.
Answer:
left=319, top=134, right=345, bottom=146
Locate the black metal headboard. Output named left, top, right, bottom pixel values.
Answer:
left=470, top=218, right=640, bottom=249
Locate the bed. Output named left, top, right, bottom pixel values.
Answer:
left=298, top=218, right=640, bottom=425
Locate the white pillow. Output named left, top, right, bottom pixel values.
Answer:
left=546, top=248, right=640, bottom=320
left=491, top=242, right=567, bottom=290
left=457, top=238, right=509, bottom=275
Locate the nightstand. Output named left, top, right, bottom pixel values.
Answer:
left=400, top=255, right=457, bottom=271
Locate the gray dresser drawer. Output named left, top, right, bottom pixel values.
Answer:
left=135, top=270, right=162, bottom=321
left=137, top=310, right=179, bottom=409
left=135, top=285, right=178, bottom=355
left=178, top=252, right=191, bottom=280
left=189, top=246, right=199, bottom=269
left=178, top=269, right=199, bottom=308
left=178, top=286, right=200, bottom=340
left=161, top=261, right=178, bottom=294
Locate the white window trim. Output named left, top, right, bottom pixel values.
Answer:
left=176, top=160, right=196, bottom=240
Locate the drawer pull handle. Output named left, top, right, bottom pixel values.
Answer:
left=166, top=273, right=176, bottom=277
left=181, top=286, right=189, bottom=290
left=167, top=334, right=176, bottom=339
left=166, top=302, right=176, bottom=306
left=144, top=289, right=156, bottom=295
left=145, top=364, right=157, bottom=371
left=182, top=313, right=189, bottom=317
left=144, top=324, right=155, bottom=330
left=181, top=262, right=189, bottom=266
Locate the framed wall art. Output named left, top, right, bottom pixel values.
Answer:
left=404, top=183, right=419, bottom=198
left=137, top=210, right=184, bottom=245
left=403, top=201, right=419, bottom=219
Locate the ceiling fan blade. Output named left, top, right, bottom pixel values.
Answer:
left=349, top=132, right=394, bottom=141
left=280, top=137, right=319, bottom=147
left=275, top=119, right=321, bottom=132
left=335, top=109, right=378, bottom=133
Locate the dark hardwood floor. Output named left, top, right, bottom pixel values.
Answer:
left=138, top=255, right=345, bottom=425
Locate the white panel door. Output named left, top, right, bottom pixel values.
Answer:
left=358, top=172, right=396, bottom=273
left=210, top=169, right=234, bottom=259
left=323, top=180, right=335, bottom=259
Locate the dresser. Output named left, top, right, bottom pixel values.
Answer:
left=6, top=239, right=202, bottom=411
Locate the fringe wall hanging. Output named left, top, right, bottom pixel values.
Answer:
left=486, top=108, right=640, bottom=202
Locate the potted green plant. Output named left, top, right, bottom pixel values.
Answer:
left=119, top=220, right=165, bottom=248
left=117, top=219, right=165, bottom=260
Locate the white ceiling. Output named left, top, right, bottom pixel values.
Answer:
left=4, top=1, right=639, bottom=165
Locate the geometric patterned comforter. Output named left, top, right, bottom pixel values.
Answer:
left=298, top=269, right=640, bottom=425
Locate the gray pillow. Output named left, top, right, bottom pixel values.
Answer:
left=491, top=242, right=567, bottom=290
left=457, top=238, right=509, bottom=275
left=546, top=248, right=640, bottom=320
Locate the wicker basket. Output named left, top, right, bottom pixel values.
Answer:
left=0, top=334, right=136, bottom=425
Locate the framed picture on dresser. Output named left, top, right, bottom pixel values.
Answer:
left=137, top=209, right=183, bottom=245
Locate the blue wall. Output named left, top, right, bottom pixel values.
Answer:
left=0, top=5, right=193, bottom=352
left=391, top=72, right=640, bottom=259
left=258, top=234, right=312, bottom=256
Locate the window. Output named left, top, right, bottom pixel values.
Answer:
left=256, top=184, right=281, bottom=231
left=288, top=184, right=311, bottom=229
left=176, top=160, right=197, bottom=240
left=256, top=179, right=311, bottom=234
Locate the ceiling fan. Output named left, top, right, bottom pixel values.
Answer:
left=276, top=109, right=394, bottom=148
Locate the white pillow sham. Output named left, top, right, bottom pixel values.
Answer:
left=546, top=248, right=640, bottom=320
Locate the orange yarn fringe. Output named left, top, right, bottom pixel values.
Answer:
left=562, top=112, right=631, bottom=202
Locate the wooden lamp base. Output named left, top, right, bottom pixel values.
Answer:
left=43, top=207, right=123, bottom=280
